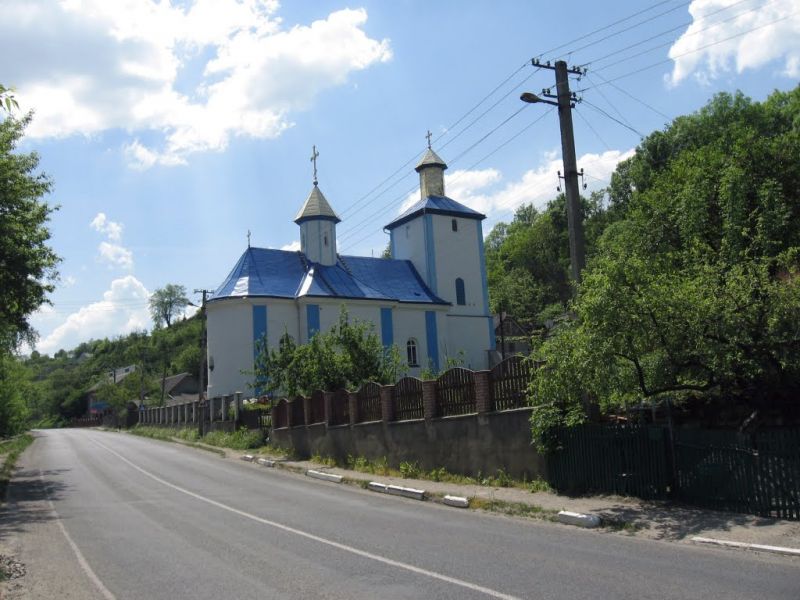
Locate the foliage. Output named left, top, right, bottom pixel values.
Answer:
left=0, top=85, right=19, bottom=113
left=0, top=433, right=34, bottom=499
left=0, top=114, right=59, bottom=354
left=201, top=427, right=264, bottom=450
left=149, top=284, right=190, bottom=329
left=485, top=191, right=612, bottom=329
left=530, top=87, right=800, bottom=445
left=253, top=307, right=406, bottom=396
left=0, top=356, right=32, bottom=436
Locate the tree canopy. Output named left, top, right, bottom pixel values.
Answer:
left=529, top=87, right=800, bottom=444
left=0, top=114, right=59, bottom=354
left=149, top=284, right=190, bottom=329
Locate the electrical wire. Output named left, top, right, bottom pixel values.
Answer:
left=580, top=100, right=645, bottom=138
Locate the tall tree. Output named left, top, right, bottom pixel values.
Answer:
left=529, top=87, right=800, bottom=443
left=149, top=284, right=190, bottom=329
left=0, top=114, right=59, bottom=353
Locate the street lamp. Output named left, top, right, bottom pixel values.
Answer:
left=519, top=92, right=558, bottom=107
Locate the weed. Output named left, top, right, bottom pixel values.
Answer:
left=469, top=497, right=554, bottom=520
left=399, top=461, right=421, bottom=479
left=311, top=453, right=337, bottom=467
left=202, top=428, right=264, bottom=450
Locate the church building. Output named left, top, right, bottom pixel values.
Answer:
left=205, top=145, right=495, bottom=398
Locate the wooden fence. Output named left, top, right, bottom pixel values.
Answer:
left=356, top=382, right=382, bottom=423
left=491, top=356, right=530, bottom=411
left=394, top=377, right=424, bottom=421
left=436, top=368, right=476, bottom=417
left=329, top=389, right=350, bottom=426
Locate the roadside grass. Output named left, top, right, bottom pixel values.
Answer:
left=307, top=454, right=552, bottom=494
left=202, top=429, right=263, bottom=450
left=469, top=497, right=557, bottom=521
left=0, top=434, right=34, bottom=500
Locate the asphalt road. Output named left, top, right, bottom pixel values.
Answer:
left=1, top=429, right=797, bottom=599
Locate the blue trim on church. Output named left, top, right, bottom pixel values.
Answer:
left=306, top=304, right=320, bottom=340
left=425, top=311, right=439, bottom=372
left=424, top=214, right=437, bottom=293
left=380, top=308, right=393, bottom=348
left=252, top=305, right=267, bottom=395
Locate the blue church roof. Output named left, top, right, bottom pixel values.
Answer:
left=385, top=195, right=485, bottom=231
left=208, top=247, right=448, bottom=305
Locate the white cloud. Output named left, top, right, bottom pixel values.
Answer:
left=90, top=212, right=123, bottom=242
left=35, top=276, right=152, bottom=355
left=98, top=242, right=134, bottom=270
left=280, top=240, right=301, bottom=251
left=399, top=148, right=634, bottom=221
left=91, top=212, right=134, bottom=269
left=2, top=1, right=391, bottom=167
left=667, top=0, right=800, bottom=86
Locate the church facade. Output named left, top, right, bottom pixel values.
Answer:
left=205, top=147, right=495, bottom=398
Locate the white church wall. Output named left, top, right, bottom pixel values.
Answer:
left=206, top=299, right=253, bottom=399
left=391, top=217, right=428, bottom=284
left=432, top=215, right=486, bottom=316
left=443, top=315, right=490, bottom=370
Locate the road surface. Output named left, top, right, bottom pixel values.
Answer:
left=1, top=429, right=797, bottom=599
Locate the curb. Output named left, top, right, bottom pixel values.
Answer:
left=557, top=510, right=601, bottom=528
left=368, top=481, right=426, bottom=501
left=306, top=469, right=343, bottom=483
left=443, top=495, right=469, bottom=508
left=257, top=458, right=276, bottom=467
left=240, top=454, right=255, bottom=462
left=691, top=536, right=800, bottom=558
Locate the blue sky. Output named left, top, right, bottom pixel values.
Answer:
left=3, top=0, right=798, bottom=355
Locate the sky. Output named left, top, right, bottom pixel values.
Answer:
left=3, top=0, right=799, bottom=356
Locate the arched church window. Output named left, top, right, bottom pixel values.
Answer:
left=406, top=339, right=419, bottom=367
left=324, top=233, right=329, bottom=247
left=452, top=218, right=458, bottom=232
left=455, top=278, right=466, bottom=305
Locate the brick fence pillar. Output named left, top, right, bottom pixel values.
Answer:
left=285, top=399, right=293, bottom=429
left=348, top=392, right=358, bottom=425
left=380, top=385, right=395, bottom=423
left=303, top=396, right=311, bottom=426
left=475, top=370, right=492, bottom=414
left=422, top=380, right=437, bottom=420
left=323, top=392, right=334, bottom=426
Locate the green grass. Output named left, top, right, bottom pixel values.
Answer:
left=0, top=434, right=34, bottom=500
left=201, top=428, right=264, bottom=450
left=469, top=497, right=556, bottom=520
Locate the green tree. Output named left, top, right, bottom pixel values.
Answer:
left=0, top=114, right=59, bottom=353
left=149, top=284, right=189, bottom=329
left=529, top=87, right=800, bottom=446
left=253, top=308, right=406, bottom=397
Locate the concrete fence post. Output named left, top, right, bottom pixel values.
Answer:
left=285, top=399, right=293, bottom=429
left=348, top=392, right=358, bottom=425
left=209, top=397, right=215, bottom=423
left=323, top=392, right=334, bottom=426
left=422, top=380, right=437, bottom=420
left=475, top=370, right=492, bottom=414
left=234, top=392, right=242, bottom=426
left=303, top=396, right=311, bottom=427
left=380, top=385, right=395, bottom=423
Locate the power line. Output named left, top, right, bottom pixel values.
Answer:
left=578, top=10, right=798, bottom=91
left=585, top=73, right=670, bottom=120
left=534, top=0, right=682, bottom=60
left=580, top=100, right=645, bottom=138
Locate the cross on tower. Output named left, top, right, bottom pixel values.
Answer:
left=310, top=145, right=320, bottom=185
left=425, top=130, right=432, bottom=149
left=247, top=229, right=251, bottom=248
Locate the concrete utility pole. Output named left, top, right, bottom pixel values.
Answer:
left=521, top=59, right=586, bottom=284
left=194, top=289, right=211, bottom=403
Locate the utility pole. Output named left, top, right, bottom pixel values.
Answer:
left=521, top=59, right=587, bottom=284
left=194, top=289, right=212, bottom=403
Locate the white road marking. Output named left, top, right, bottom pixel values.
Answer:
left=39, top=471, right=117, bottom=600
left=90, top=436, right=522, bottom=600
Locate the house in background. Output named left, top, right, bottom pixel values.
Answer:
left=205, top=145, right=495, bottom=398
left=493, top=314, right=532, bottom=360
left=161, top=373, right=200, bottom=406
left=85, top=365, right=137, bottom=415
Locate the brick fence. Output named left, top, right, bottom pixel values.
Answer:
left=270, top=357, right=545, bottom=480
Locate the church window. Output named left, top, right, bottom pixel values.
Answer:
left=452, top=218, right=458, bottom=232
left=406, top=338, right=419, bottom=366
left=405, top=225, right=410, bottom=239
left=455, top=278, right=466, bottom=305
left=324, top=233, right=329, bottom=247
